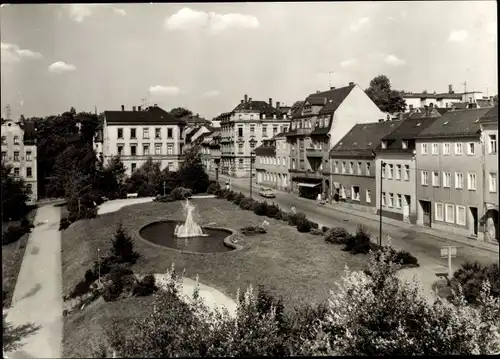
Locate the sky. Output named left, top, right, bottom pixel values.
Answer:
left=0, top=2, right=497, bottom=120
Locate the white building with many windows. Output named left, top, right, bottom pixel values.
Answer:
left=1, top=118, right=38, bottom=204
left=94, top=105, right=186, bottom=176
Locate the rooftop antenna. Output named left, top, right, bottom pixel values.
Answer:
left=329, top=71, right=334, bottom=89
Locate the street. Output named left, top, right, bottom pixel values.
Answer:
left=212, top=174, right=499, bottom=273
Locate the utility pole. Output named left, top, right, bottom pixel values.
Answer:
left=250, top=152, right=254, bottom=198
left=379, top=160, right=384, bottom=247
left=163, top=181, right=166, bottom=196
left=97, top=248, right=101, bottom=284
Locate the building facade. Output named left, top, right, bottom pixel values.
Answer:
left=375, top=117, right=438, bottom=224
left=400, top=85, right=464, bottom=111
left=254, top=131, right=290, bottom=191
left=219, top=96, right=289, bottom=178
left=329, top=121, right=401, bottom=212
left=95, top=105, right=185, bottom=176
left=286, top=83, right=386, bottom=200
left=415, top=108, right=491, bottom=240
left=1, top=118, right=38, bottom=204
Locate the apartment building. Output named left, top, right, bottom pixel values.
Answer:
left=285, top=83, right=386, bottom=200
left=255, top=130, right=290, bottom=191
left=479, top=105, right=498, bottom=242
left=1, top=118, right=38, bottom=204
left=219, top=95, right=289, bottom=177
left=329, top=121, right=401, bottom=212
left=198, top=128, right=221, bottom=173
left=95, top=105, right=186, bottom=176
left=375, top=117, right=438, bottom=224
left=415, top=108, right=491, bottom=240
left=400, top=85, right=464, bottom=111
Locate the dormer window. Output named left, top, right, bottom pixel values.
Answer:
left=381, top=141, right=387, bottom=149
left=402, top=140, right=408, bottom=149
left=262, top=114, right=266, bottom=119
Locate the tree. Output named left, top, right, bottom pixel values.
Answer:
left=169, top=107, right=192, bottom=119
left=95, top=155, right=126, bottom=199
left=365, top=75, right=407, bottom=113
left=178, top=145, right=210, bottom=193
left=125, top=157, right=163, bottom=196
left=1, top=162, right=32, bottom=221
left=110, top=223, right=139, bottom=264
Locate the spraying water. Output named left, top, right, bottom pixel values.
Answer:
left=174, top=199, right=207, bottom=238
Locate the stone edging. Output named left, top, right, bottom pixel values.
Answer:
left=136, top=221, right=247, bottom=255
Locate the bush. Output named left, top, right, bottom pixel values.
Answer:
left=233, top=192, right=245, bottom=205
left=343, top=226, right=373, bottom=254
left=171, top=187, right=192, bottom=201
left=240, top=226, right=267, bottom=236
left=239, top=197, right=256, bottom=211
left=2, top=225, right=28, bottom=246
left=373, top=246, right=419, bottom=268
left=154, top=194, right=174, bottom=202
left=451, top=261, right=500, bottom=304
left=325, top=227, right=351, bottom=245
left=70, top=279, right=92, bottom=299
left=287, top=212, right=306, bottom=226
left=252, top=201, right=268, bottom=216
left=310, top=228, right=324, bottom=236
left=20, top=217, right=34, bottom=229
left=59, top=217, right=72, bottom=231
left=275, top=211, right=288, bottom=222
left=111, top=223, right=140, bottom=264
left=133, top=273, right=158, bottom=297
left=224, top=190, right=236, bottom=201
left=296, top=219, right=312, bottom=233
left=84, top=269, right=97, bottom=283
left=206, top=182, right=220, bottom=194
left=265, top=203, right=281, bottom=218
left=309, top=221, right=319, bottom=229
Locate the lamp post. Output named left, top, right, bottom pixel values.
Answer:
left=250, top=151, right=255, bottom=198
left=97, top=248, right=101, bottom=284
left=215, top=164, right=219, bottom=183
left=77, top=183, right=93, bottom=217
left=379, top=160, right=385, bottom=247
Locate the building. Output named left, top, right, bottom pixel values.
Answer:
left=415, top=108, right=492, bottom=240
left=329, top=121, right=401, bottom=212
left=182, top=113, right=211, bottom=127
left=198, top=128, right=221, bottom=173
left=183, top=124, right=219, bottom=153
left=1, top=117, right=38, bottom=204
left=254, top=130, right=291, bottom=191
left=219, top=95, right=289, bottom=178
left=95, top=105, right=186, bottom=176
left=375, top=117, right=438, bottom=224
left=285, top=83, right=386, bottom=200
left=400, top=85, right=464, bottom=111
left=479, top=105, right=498, bottom=242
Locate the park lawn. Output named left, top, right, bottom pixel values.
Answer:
left=2, top=208, right=37, bottom=308
left=61, top=198, right=368, bottom=357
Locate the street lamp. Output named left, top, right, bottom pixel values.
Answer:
left=250, top=151, right=255, bottom=198
left=379, top=160, right=385, bottom=247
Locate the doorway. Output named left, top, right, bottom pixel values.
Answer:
left=403, top=195, right=411, bottom=222
left=469, top=207, right=478, bottom=236
left=420, top=200, right=432, bottom=227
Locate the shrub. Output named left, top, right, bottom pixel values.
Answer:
left=102, top=281, right=123, bottom=302
left=171, top=187, right=192, bottom=201
left=275, top=211, right=289, bottom=222
left=70, top=280, right=91, bottom=299
left=206, top=182, right=220, bottom=194
left=322, top=226, right=330, bottom=233
left=343, top=226, right=373, bottom=254
left=110, top=223, right=140, bottom=264
left=59, top=217, right=72, bottom=231
left=233, top=192, right=245, bottom=205
left=451, top=261, right=500, bottom=304
left=265, top=203, right=281, bottom=218
left=253, top=201, right=268, bottom=216
left=134, top=273, right=158, bottom=297
left=20, top=217, right=33, bottom=229
left=239, top=197, right=256, bottom=211
left=309, top=221, right=319, bottom=229
left=296, top=219, right=312, bottom=233
left=310, top=228, right=324, bottom=236
left=325, top=227, right=351, bottom=245
left=240, top=226, right=267, bottom=236
left=154, top=194, right=174, bottom=202
left=393, top=250, right=419, bottom=267
left=2, top=225, right=28, bottom=246
left=84, top=269, right=97, bottom=283
left=287, top=212, right=306, bottom=226
left=224, top=190, right=236, bottom=201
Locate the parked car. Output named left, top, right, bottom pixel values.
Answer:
left=259, top=188, right=276, bottom=198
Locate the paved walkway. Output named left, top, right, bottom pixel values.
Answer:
left=97, top=197, right=154, bottom=215
left=5, top=205, right=63, bottom=359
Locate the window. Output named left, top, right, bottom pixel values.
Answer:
left=455, top=142, right=463, bottom=155
left=26, top=167, right=32, bottom=177
left=349, top=162, right=354, bottom=174
left=167, top=128, right=173, bottom=138
left=381, top=192, right=386, bottom=206
left=381, top=163, right=386, bottom=178
left=388, top=164, right=393, bottom=179
left=402, top=140, right=408, bottom=149
left=273, top=127, right=278, bottom=136
left=130, top=144, right=137, bottom=156
left=456, top=206, right=466, bottom=226
left=421, top=143, right=428, bottom=155
left=467, top=173, right=477, bottom=190
left=489, top=134, right=497, bottom=154
left=342, top=162, right=346, bottom=173
left=262, top=126, right=267, bottom=137
left=334, top=161, right=339, bottom=173
left=467, top=142, right=475, bottom=155
left=442, top=172, right=451, bottom=187
left=13, top=136, right=19, bottom=145
left=117, top=144, right=124, bottom=155
left=443, top=143, right=451, bottom=155
left=432, top=171, right=439, bottom=186
left=396, top=165, right=401, bottom=180
left=445, top=204, right=455, bottom=223
left=27, top=184, right=32, bottom=193
left=1, top=136, right=5, bottom=144
left=238, top=159, right=244, bottom=168
left=421, top=171, right=429, bottom=186
left=155, top=143, right=162, bottom=155
left=292, top=159, right=296, bottom=169
left=238, top=143, right=243, bottom=154
left=130, top=128, right=136, bottom=139
left=26, top=151, right=32, bottom=161
left=117, top=128, right=124, bottom=139
left=167, top=144, right=173, bottom=155
left=131, top=163, right=137, bottom=172
left=366, top=162, right=371, bottom=176
left=432, top=143, right=439, bottom=155
left=396, top=194, right=402, bottom=209
left=143, top=144, right=150, bottom=156
left=351, top=186, right=360, bottom=201
left=250, top=141, right=255, bottom=149
left=366, top=189, right=371, bottom=203
left=238, top=127, right=243, bottom=137
left=143, top=128, right=149, bottom=139
left=455, top=172, right=464, bottom=189
left=1, top=151, right=6, bottom=161
left=155, top=128, right=161, bottom=139
left=250, top=125, right=255, bottom=133
left=388, top=193, right=394, bottom=207
left=435, top=203, right=444, bottom=221
left=381, top=141, right=387, bottom=149
left=404, top=165, right=410, bottom=181
left=14, top=168, right=19, bottom=177
left=13, top=151, right=19, bottom=161
left=168, top=162, right=173, bottom=171
left=490, top=173, right=497, bottom=192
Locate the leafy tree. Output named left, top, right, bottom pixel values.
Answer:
left=95, top=155, right=126, bottom=199
left=169, top=107, right=192, bottom=119
left=110, top=223, right=139, bottom=264
left=1, top=162, right=32, bottom=221
left=365, top=75, right=407, bottom=113
left=178, top=145, right=210, bottom=193
left=125, top=157, right=163, bottom=196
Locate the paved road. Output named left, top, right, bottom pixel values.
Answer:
left=5, top=205, right=63, bottom=359
left=213, top=174, right=499, bottom=272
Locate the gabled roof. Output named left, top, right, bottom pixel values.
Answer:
left=330, top=121, right=402, bottom=157
left=104, top=106, right=182, bottom=125
left=479, top=105, right=498, bottom=124
left=317, top=85, right=356, bottom=115
left=383, top=117, right=438, bottom=140
left=476, top=99, right=494, bottom=108
left=416, top=108, right=491, bottom=139
left=408, top=108, right=442, bottom=119
left=254, top=139, right=276, bottom=155
left=233, top=100, right=280, bottom=115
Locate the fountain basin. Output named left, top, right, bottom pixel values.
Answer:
left=139, top=220, right=235, bottom=254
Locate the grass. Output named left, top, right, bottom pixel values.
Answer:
left=61, top=198, right=367, bottom=357
left=2, top=209, right=37, bottom=308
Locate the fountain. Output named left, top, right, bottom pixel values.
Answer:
left=174, top=199, right=207, bottom=238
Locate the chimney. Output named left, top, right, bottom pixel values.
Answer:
left=244, top=94, right=248, bottom=103
left=429, top=103, right=434, bottom=108
left=330, top=87, right=336, bottom=90
left=269, top=98, right=273, bottom=107
left=349, top=82, right=354, bottom=86
left=448, top=84, right=453, bottom=94
left=249, top=98, right=252, bottom=103
left=378, top=119, right=384, bottom=123
left=132, top=106, right=136, bottom=111
left=241, top=100, right=244, bottom=104
left=154, top=104, right=158, bottom=107
left=138, top=106, right=142, bottom=111
left=316, top=90, right=321, bottom=93
left=276, top=101, right=280, bottom=109
left=121, top=105, right=125, bottom=111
